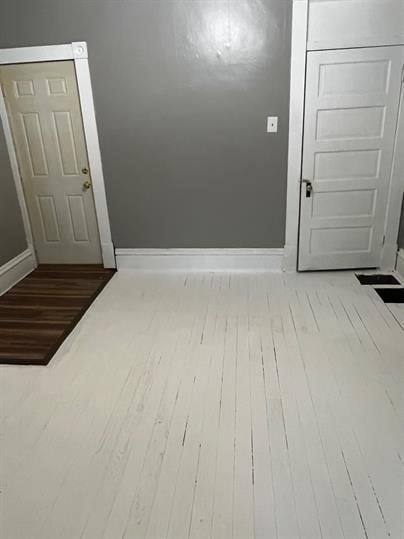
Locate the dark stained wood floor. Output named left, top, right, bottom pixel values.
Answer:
left=0, top=265, right=115, bottom=365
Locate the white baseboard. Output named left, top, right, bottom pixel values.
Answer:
left=395, top=249, right=404, bottom=282
left=380, top=242, right=398, bottom=272
left=101, top=242, right=116, bottom=269
left=282, top=244, right=298, bottom=272
left=0, top=248, right=36, bottom=295
left=115, top=248, right=284, bottom=272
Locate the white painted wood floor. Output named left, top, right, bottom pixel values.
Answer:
left=1, top=270, right=403, bottom=539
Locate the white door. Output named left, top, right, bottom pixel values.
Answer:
left=298, top=46, right=404, bottom=271
left=0, top=61, right=101, bottom=264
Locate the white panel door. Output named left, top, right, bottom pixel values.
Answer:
left=299, top=46, right=404, bottom=271
left=0, top=61, right=101, bottom=264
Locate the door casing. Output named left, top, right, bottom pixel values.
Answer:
left=284, top=0, right=404, bottom=273
left=298, top=45, right=404, bottom=271
left=0, top=42, right=115, bottom=269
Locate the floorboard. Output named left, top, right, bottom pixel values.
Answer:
left=1, top=270, right=403, bottom=538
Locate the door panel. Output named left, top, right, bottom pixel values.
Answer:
left=52, top=111, right=80, bottom=175
left=299, top=46, right=404, bottom=271
left=312, top=190, right=376, bottom=219
left=318, top=60, right=390, bottom=96
left=21, top=113, right=49, bottom=175
left=310, top=227, right=372, bottom=254
left=315, top=106, right=386, bottom=140
left=313, top=150, right=381, bottom=182
left=67, top=195, right=90, bottom=242
left=37, top=196, right=60, bottom=242
left=0, top=61, right=101, bottom=264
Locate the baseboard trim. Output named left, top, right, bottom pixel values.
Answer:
left=101, top=242, right=116, bottom=269
left=380, top=242, right=398, bottom=272
left=395, top=249, right=404, bottom=282
left=115, top=248, right=284, bottom=272
left=0, top=248, right=36, bottom=295
left=282, top=244, right=298, bottom=272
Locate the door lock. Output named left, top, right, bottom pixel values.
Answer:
left=82, top=167, right=89, bottom=175
left=302, top=179, right=313, bottom=198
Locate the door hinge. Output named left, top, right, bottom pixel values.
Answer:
left=382, top=235, right=386, bottom=246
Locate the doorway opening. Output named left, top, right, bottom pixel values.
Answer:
left=284, top=0, right=404, bottom=274
left=0, top=43, right=115, bottom=269
left=298, top=45, right=404, bottom=272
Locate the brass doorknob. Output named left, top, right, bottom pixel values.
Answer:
left=83, top=180, right=91, bottom=191
left=82, top=167, right=89, bottom=175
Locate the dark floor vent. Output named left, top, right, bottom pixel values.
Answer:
left=375, top=288, right=404, bottom=303
left=356, top=274, right=400, bottom=286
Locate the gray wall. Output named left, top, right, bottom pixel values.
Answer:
left=0, top=121, right=27, bottom=266
left=0, top=0, right=292, bottom=248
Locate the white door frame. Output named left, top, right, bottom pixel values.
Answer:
left=0, top=42, right=115, bottom=269
left=283, top=0, right=308, bottom=271
left=387, top=77, right=404, bottom=271
left=283, top=0, right=404, bottom=272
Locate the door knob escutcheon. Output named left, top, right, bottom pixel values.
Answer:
left=302, top=179, right=313, bottom=198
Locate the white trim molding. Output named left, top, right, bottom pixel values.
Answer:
left=72, top=42, right=115, bottom=268
left=285, top=0, right=404, bottom=273
left=0, top=87, right=37, bottom=266
left=307, top=0, right=404, bottom=51
left=115, top=249, right=284, bottom=272
left=0, top=42, right=115, bottom=269
left=0, top=44, right=73, bottom=64
left=0, top=248, right=36, bottom=296
left=284, top=0, right=308, bottom=272
left=396, top=248, right=404, bottom=281
left=381, top=78, right=404, bottom=271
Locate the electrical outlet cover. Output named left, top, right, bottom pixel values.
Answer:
left=267, top=116, right=278, bottom=133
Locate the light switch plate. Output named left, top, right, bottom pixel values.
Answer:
left=267, top=116, right=278, bottom=133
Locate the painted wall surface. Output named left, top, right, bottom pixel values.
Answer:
left=0, top=121, right=27, bottom=266
left=0, top=0, right=292, bottom=248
